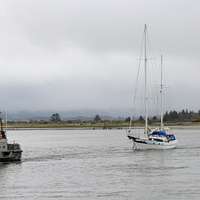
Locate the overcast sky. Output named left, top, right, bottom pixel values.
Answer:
left=0, top=0, right=199, bottom=114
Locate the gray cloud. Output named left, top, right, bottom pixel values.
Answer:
left=0, top=0, right=199, bottom=114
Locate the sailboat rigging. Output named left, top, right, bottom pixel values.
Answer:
left=127, top=25, right=177, bottom=150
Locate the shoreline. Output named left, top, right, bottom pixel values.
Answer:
left=4, top=120, right=200, bottom=131
left=5, top=125, right=200, bottom=131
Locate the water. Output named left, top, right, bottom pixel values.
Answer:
left=0, top=129, right=200, bottom=199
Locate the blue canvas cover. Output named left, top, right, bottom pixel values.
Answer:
left=150, top=131, right=176, bottom=141
left=151, top=131, right=167, bottom=136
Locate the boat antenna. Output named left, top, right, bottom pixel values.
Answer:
left=144, top=24, right=148, bottom=135
left=160, top=55, right=164, bottom=130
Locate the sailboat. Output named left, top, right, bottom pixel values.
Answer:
left=127, top=25, right=177, bottom=150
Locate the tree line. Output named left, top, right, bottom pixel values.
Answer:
left=163, top=109, right=200, bottom=122
left=133, top=109, right=200, bottom=122
left=48, top=110, right=200, bottom=123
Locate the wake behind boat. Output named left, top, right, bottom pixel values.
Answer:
left=127, top=25, right=177, bottom=150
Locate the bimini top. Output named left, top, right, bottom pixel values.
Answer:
left=151, top=130, right=167, bottom=137
left=150, top=130, right=176, bottom=140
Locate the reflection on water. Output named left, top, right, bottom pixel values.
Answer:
left=0, top=129, right=200, bottom=199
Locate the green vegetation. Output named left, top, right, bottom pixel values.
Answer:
left=4, top=109, right=200, bottom=129
left=50, top=113, right=61, bottom=122
left=163, top=109, right=200, bottom=122
left=6, top=120, right=129, bottom=129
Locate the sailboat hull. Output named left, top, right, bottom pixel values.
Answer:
left=133, top=141, right=177, bottom=150
left=128, top=136, right=177, bottom=150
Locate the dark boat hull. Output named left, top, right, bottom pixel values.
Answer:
left=0, top=150, right=22, bottom=162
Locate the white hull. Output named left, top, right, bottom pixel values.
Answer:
left=132, top=140, right=177, bottom=150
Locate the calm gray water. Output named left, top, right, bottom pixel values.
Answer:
left=0, top=129, right=200, bottom=200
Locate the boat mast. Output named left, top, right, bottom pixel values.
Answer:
left=160, top=55, right=164, bottom=130
left=144, top=24, right=148, bottom=135
left=5, top=110, right=7, bottom=132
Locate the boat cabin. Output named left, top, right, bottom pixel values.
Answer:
left=149, top=130, right=176, bottom=142
left=0, top=118, right=8, bottom=151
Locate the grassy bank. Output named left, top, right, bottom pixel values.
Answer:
left=4, top=121, right=200, bottom=129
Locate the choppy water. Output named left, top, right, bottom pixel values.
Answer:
left=0, top=129, right=200, bottom=199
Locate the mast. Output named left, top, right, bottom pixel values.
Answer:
left=160, top=55, right=164, bottom=130
left=0, top=118, right=3, bottom=132
left=0, top=112, right=2, bottom=132
left=5, top=110, right=7, bottom=132
left=144, top=24, right=148, bottom=135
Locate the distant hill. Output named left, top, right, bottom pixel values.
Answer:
left=5, top=109, right=131, bottom=121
